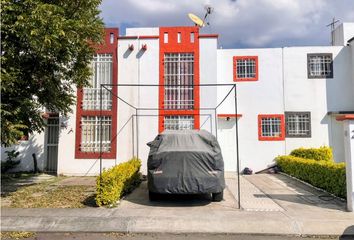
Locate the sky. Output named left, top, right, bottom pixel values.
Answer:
left=100, top=0, right=354, bottom=48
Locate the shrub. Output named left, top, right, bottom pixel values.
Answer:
left=290, top=146, right=333, bottom=162
left=95, top=158, right=141, bottom=207
left=1, top=150, right=21, bottom=173
left=276, top=155, right=346, bottom=198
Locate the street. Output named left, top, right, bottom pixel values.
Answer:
left=2, top=233, right=351, bottom=240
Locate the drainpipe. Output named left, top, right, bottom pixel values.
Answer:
left=282, top=47, right=287, bottom=155
left=137, top=37, right=141, bottom=159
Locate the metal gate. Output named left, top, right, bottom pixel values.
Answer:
left=45, top=116, right=59, bottom=173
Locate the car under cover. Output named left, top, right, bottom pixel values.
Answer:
left=147, top=130, right=225, bottom=194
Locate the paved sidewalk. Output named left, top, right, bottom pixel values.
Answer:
left=2, top=174, right=354, bottom=236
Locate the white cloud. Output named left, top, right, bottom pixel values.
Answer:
left=100, top=0, right=354, bottom=48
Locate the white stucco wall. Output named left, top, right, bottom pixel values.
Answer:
left=283, top=46, right=354, bottom=163
left=125, top=28, right=159, bottom=36
left=217, top=48, right=285, bottom=172
left=1, top=132, right=46, bottom=172
left=343, top=120, right=354, bottom=211
left=333, top=23, right=354, bottom=46
left=199, top=37, right=218, bottom=135
left=217, top=45, right=354, bottom=172
left=117, top=28, right=160, bottom=174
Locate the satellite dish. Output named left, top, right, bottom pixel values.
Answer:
left=188, top=13, right=205, bottom=27
left=188, top=6, right=213, bottom=28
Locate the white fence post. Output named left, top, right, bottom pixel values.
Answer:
left=343, top=119, right=354, bottom=212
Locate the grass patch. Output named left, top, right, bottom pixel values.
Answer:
left=1, top=172, right=40, bottom=181
left=0, top=232, right=35, bottom=239
left=1, top=177, right=97, bottom=208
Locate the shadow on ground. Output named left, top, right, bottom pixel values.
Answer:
left=81, top=194, right=98, bottom=207
left=122, top=181, right=216, bottom=207
left=1, top=173, right=49, bottom=197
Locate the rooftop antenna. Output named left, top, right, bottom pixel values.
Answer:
left=326, top=17, right=340, bottom=45
left=203, top=5, right=214, bottom=26
left=188, top=5, right=214, bottom=28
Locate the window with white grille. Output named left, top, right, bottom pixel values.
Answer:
left=80, top=116, right=111, bottom=152
left=164, top=53, right=194, bottom=110
left=261, top=117, right=281, bottom=137
left=83, top=54, right=113, bottom=110
left=164, top=116, right=194, bottom=130
left=258, top=115, right=285, bottom=140
left=285, top=112, right=311, bottom=137
left=234, top=56, right=258, bottom=81
left=307, top=53, right=333, bottom=78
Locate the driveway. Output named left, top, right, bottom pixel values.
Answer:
left=121, top=172, right=346, bottom=213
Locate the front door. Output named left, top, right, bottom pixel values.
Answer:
left=45, top=115, right=59, bottom=173
left=218, top=118, right=237, bottom=172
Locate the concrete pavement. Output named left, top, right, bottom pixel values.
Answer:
left=1, top=173, right=354, bottom=237
left=3, top=232, right=350, bottom=240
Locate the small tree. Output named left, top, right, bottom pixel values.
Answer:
left=1, top=0, right=104, bottom=146
left=1, top=150, right=21, bottom=173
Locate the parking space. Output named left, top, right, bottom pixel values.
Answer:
left=120, top=181, right=238, bottom=211
left=120, top=172, right=347, bottom=214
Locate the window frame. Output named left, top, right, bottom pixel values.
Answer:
left=75, top=29, right=118, bottom=159
left=80, top=115, right=112, bottom=153
left=233, top=56, right=259, bottom=82
left=285, top=111, right=311, bottom=138
left=159, top=27, right=200, bottom=133
left=258, top=114, right=285, bottom=141
left=307, top=53, right=333, bottom=79
left=163, top=53, right=195, bottom=110
left=75, top=52, right=117, bottom=159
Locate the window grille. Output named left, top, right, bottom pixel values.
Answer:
left=307, top=54, right=333, bottom=78
left=80, top=116, right=111, bottom=152
left=235, top=57, right=257, bottom=79
left=83, top=54, right=113, bottom=110
left=261, top=117, right=282, bottom=137
left=164, top=53, right=194, bottom=110
left=285, top=112, right=311, bottom=137
left=164, top=116, right=194, bottom=130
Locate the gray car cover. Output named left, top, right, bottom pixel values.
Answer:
left=147, top=130, right=225, bottom=194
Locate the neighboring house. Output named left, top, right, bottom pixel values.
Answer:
left=2, top=23, right=354, bottom=175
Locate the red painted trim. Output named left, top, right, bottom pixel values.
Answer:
left=41, top=112, right=59, bottom=119
left=139, top=35, right=160, bottom=39
left=199, top=34, right=219, bottom=38
left=336, top=114, right=354, bottom=121
left=158, top=27, right=200, bottom=132
left=75, top=28, right=118, bottom=159
left=118, top=35, right=159, bottom=39
left=217, top=114, right=242, bottom=118
left=233, top=56, right=259, bottom=82
left=258, top=114, right=285, bottom=141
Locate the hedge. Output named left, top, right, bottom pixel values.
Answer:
left=276, top=155, right=346, bottom=198
left=290, top=146, right=333, bottom=162
left=95, top=158, right=141, bottom=207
